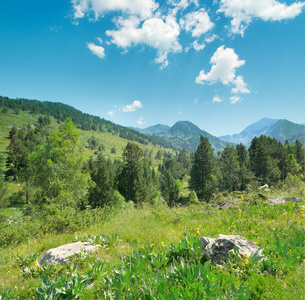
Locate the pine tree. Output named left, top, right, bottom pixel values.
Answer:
left=236, top=143, right=253, bottom=190
left=161, top=170, right=179, bottom=208
left=219, top=145, right=240, bottom=191
left=189, top=135, right=217, bottom=199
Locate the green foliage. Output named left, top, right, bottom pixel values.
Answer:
left=73, top=233, right=119, bottom=248
left=30, top=118, right=91, bottom=209
left=189, top=135, right=217, bottom=200
left=36, top=273, right=90, bottom=299
left=161, top=171, right=179, bottom=208
left=219, top=145, right=240, bottom=191
left=281, top=173, right=305, bottom=193
left=285, top=154, right=302, bottom=177
left=188, top=190, right=199, bottom=204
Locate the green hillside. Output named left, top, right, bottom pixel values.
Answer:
left=266, top=119, right=305, bottom=144
left=0, top=100, right=172, bottom=160
left=0, top=96, right=165, bottom=148
left=154, top=121, right=231, bottom=152
left=130, top=124, right=171, bottom=135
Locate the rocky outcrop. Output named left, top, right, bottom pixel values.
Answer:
left=200, top=234, right=265, bottom=265
left=40, top=241, right=100, bottom=265
left=266, top=196, right=304, bottom=205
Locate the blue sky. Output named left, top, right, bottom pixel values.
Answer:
left=0, top=0, right=304, bottom=136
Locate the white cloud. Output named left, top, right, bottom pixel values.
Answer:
left=136, top=117, right=146, bottom=125
left=168, top=0, right=199, bottom=16
left=178, top=110, right=183, bottom=114
left=195, top=45, right=249, bottom=94
left=193, top=40, right=205, bottom=51
left=232, top=76, right=250, bottom=94
left=122, top=100, right=142, bottom=112
left=87, top=42, right=105, bottom=58
left=97, top=37, right=103, bottom=44
left=180, top=9, right=214, bottom=37
left=106, top=16, right=181, bottom=68
left=194, top=98, right=198, bottom=104
left=72, top=0, right=158, bottom=20
left=230, top=95, right=242, bottom=104
left=213, top=95, right=223, bottom=103
left=218, top=0, right=305, bottom=36
left=205, top=34, right=218, bottom=43
left=108, top=111, right=115, bottom=116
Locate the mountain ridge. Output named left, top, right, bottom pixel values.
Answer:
left=220, top=118, right=305, bottom=146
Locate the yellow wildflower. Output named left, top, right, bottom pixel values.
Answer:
left=161, top=241, right=164, bottom=246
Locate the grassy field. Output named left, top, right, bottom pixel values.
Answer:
left=0, top=189, right=304, bottom=299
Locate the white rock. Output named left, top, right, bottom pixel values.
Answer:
left=200, top=234, right=265, bottom=265
left=40, top=241, right=100, bottom=265
left=267, top=196, right=304, bottom=205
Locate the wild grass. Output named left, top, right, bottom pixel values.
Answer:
left=0, top=191, right=304, bottom=299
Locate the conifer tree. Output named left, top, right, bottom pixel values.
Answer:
left=219, top=145, right=240, bottom=191
left=189, top=135, right=217, bottom=199
left=161, top=170, right=179, bottom=208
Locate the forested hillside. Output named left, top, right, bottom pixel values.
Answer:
left=0, top=96, right=161, bottom=147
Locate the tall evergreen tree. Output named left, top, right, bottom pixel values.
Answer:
left=161, top=170, right=179, bottom=208
left=189, top=135, right=217, bottom=199
left=219, top=145, right=240, bottom=192
left=236, top=143, right=253, bottom=190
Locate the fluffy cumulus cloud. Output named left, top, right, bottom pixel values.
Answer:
left=180, top=9, right=214, bottom=37
left=122, top=100, right=142, bottom=112
left=72, top=0, right=158, bottom=20
left=72, top=0, right=304, bottom=71
left=108, top=111, right=115, bottom=116
left=195, top=45, right=249, bottom=94
left=136, top=117, right=146, bottom=125
left=213, top=95, right=223, bottom=103
left=106, top=16, right=181, bottom=68
left=87, top=42, right=105, bottom=58
left=218, top=0, right=305, bottom=35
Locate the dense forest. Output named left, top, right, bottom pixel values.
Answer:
left=1, top=116, right=304, bottom=210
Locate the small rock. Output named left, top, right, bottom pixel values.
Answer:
left=200, top=234, right=265, bottom=265
left=218, top=202, right=234, bottom=210
left=40, top=241, right=100, bottom=265
left=267, top=196, right=304, bottom=205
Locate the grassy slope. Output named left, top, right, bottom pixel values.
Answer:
left=0, top=190, right=304, bottom=299
left=0, top=109, right=172, bottom=161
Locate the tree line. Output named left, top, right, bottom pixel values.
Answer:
left=1, top=118, right=304, bottom=210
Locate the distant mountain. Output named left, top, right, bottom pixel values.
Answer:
left=130, top=124, right=170, bottom=135
left=266, top=119, right=305, bottom=144
left=220, top=118, right=305, bottom=146
left=151, top=121, right=231, bottom=152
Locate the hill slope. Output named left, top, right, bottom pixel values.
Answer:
left=266, top=119, right=305, bottom=144
left=0, top=96, right=165, bottom=148
left=0, top=100, right=172, bottom=159
left=152, top=121, right=231, bottom=152
left=130, top=124, right=170, bottom=135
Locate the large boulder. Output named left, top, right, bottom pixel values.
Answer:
left=267, top=196, right=304, bottom=205
left=40, top=241, right=100, bottom=265
left=200, top=234, right=265, bottom=265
